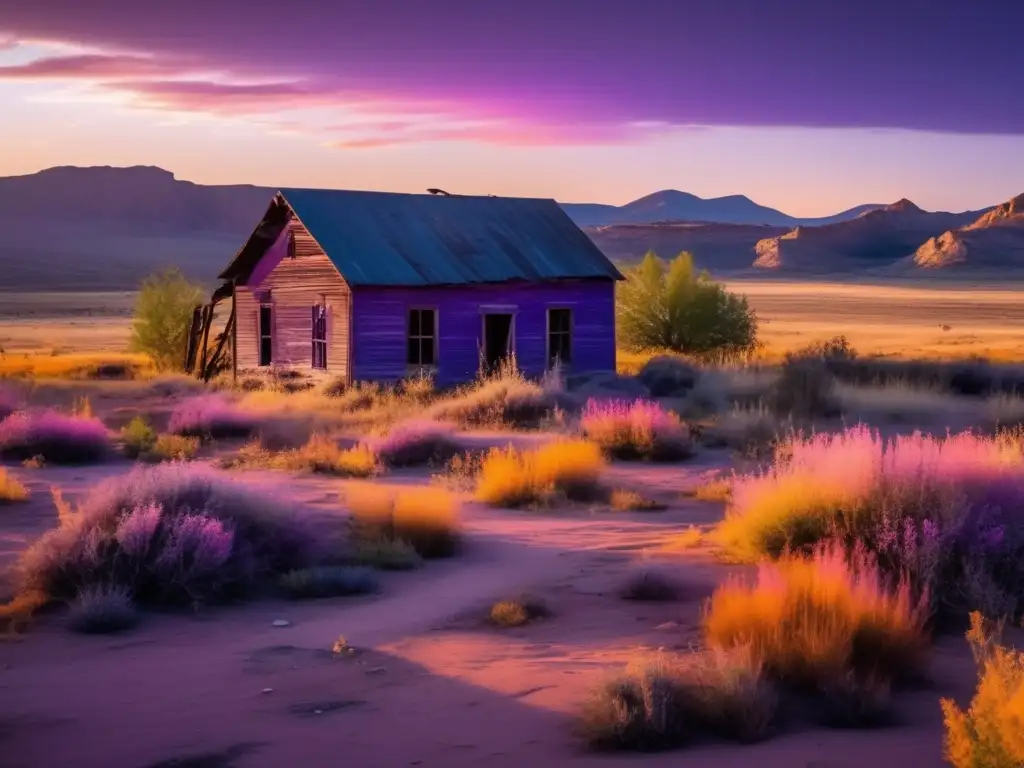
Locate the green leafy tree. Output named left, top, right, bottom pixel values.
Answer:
left=617, top=251, right=759, bottom=358
left=129, top=268, right=206, bottom=370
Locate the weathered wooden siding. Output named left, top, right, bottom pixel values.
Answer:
left=350, top=280, right=615, bottom=385
left=234, top=216, right=351, bottom=379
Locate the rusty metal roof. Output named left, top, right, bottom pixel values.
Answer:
left=260, top=187, right=622, bottom=286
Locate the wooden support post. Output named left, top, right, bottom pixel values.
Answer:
left=197, top=303, right=214, bottom=378
left=184, top=305, right=203, bottom=373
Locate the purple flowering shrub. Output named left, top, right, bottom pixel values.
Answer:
left=370, top=419, right=462, bottom=468
left=580, top=398, right=694, bottom=461
left=167, top=394, right=257, bottom=439
left=715, top=426, right=1024, bottom=619
left=15, top=463, right=326, bottom=606
left=0, top=409, right=111, bottom=464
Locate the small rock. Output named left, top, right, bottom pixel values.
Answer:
left=262, top=687, right=274, bottom=694
left=314, top=709, right=323, bottom=715
left=366, top=666, right=387, bottom=675
left=654, top=621, right=680, bottom=631
left=272, top=619, right=291, bottom=628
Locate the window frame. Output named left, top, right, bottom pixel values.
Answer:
left=258, top=300, right=273, bottom=367
left=546, top=307, right=573, bottom=369
left=311, top=301, right=328, bottom=370
left=406, top=306, right=439, bottom=371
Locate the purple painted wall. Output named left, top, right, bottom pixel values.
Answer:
left=350, top=280, right=616, bottom=385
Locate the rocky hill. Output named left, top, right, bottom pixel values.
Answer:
left=912, top=193, right=1024, bottom=270
left=752, top=199, right=988, bottom=273
left=584, top=222, right=788, bottom=272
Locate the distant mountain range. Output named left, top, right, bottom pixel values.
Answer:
left=0, top=165, right=1017, bottom=291
left=561, top=190, right=882, bottom=227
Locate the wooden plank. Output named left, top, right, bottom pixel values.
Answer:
left=236, top=217, right=351, bottom=378
left=350, top=280, right=616, bottom=385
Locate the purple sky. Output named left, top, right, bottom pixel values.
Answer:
left=1, top=1, right=1023, bottom=213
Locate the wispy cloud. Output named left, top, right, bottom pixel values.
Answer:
left=1, top=1, right=1022, bottom=142
left=0, top=50, right=658, bottom=148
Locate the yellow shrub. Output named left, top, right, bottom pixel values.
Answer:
left=475, top=439, right=605, bottom=507
left=0, top=468, right=29, bottom=503
left=150, top=434, right=200, bottom=462
left=703, top=544, right=929, bottom=688
left=347, top=485, right=461, bottom=559
left=942, top=612, right=1024, bottom=768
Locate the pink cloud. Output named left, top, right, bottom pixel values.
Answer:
left=106, top=78, right=324, bottom=114
left=0, top=53, right=193, bottom=79
left=0, top=49, right=662, bottom=149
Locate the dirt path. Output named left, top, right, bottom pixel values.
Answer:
left=0, top=458, right=964, bottom=768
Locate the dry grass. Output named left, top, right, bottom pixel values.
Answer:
left=702, top=405, right=790, bottom=457
left=488, top=595, right=550, bottom=627
left=149, top=434, right=200, bottom=462
left=580, top=399, right=694, bottom=461
left=0, top=467, right=29, bottom=503
left=662, top=526, right=704, bottom=551
left=578, top=648, right=777, bottom=751
left=703, top=544, right=930, bottom=696
left=609, top=489, right=667, bottom=512
left=431, top=451, right=487, bottom=491
left=347, top=485, right=461, bottom=559
left=426, top=363, right=559, bottom=428
left=475, top=439, right=605, bottom=508
left=66, top=585, right=140, bottom=634
left=371, top=419, right=461, bottom=468
left=0, top=352, right=154, bottom=380
left=690, top=475, right=733, bottom=502
left=224, top=435, right=378, bottom=478
left=941, top=612, right=1024, bottom=768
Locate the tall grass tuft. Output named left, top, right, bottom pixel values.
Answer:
left=703, top=543, right=930, bottom=697
left=167, top=394, right=257, bottom=439
left=941, top=612, right=1024, bottom=768
left=66, top=585, right=141, bottom=634
left=580, top=398, right=694, bottom=461
left=714, top=425, right=1024, bottom=619
left=578, top=648, right=777, bottom=751
left=426, top=362, right=559, bottom=428
left=120, top=416, right=157, bottom=459
left=0, top=467, right=29, bottom=503
left=0, top=409, right=111, bottom=464
left=370, top=419, right=461, bottom=468
left=347, top=485, right=461, bottom=559
left=475, top=439, right=605, bottom=507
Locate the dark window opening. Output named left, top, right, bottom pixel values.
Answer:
left=548, top=308, right=572, bottom=367
left=258, top=304, right=273, bottom=366
left=287, top=230, right=297, bottom=258
left=407, top=308, right=436, bottom=367
left=312, top=304, right=328, bottom=370
left=483, top=313, right=514, bottom=372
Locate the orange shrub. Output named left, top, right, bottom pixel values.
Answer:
left=942, top=612, right=1024, bottom=768
left=0, top=468, right=29, bottom=503
left=347, top=485, right=461, bottom=558
left=475, top=439, right=605, bottom=507
left=703, top=543, right=929, bottom=689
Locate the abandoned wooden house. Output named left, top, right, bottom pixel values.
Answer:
left=199, top=187, right=623, bottom=385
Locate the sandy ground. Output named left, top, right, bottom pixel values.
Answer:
left=0, top=444, right=981, bottom=768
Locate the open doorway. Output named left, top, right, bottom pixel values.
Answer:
left=482, top=313, right=514, bottom=372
